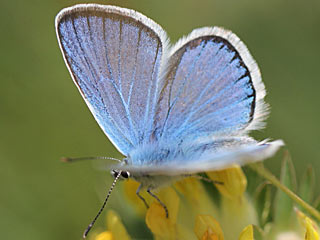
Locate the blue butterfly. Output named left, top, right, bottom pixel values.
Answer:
left=56, top=4, right=283, bottom=237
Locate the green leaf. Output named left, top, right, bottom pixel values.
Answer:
left=313, top=196, right=320, bottom=212
left=254, top=182, right=272, bottom=227
left=298, top=165, right=315, bottom=204
left=273, top=151, right=297, bottom=228
left=252, top=225, right=265, bottom=240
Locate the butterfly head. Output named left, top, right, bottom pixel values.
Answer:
left=111, top=169, right=131, bottom=180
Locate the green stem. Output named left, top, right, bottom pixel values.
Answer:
left=250, top=162, right=320, bottom=221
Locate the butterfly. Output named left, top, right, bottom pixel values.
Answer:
left=55, top=3, right=284, bottom=237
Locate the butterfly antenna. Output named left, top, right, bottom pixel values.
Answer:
left=61, top=156, right=121, bottom=163
left=82, top=170, right=122, bottom=239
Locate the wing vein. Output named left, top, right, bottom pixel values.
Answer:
left=127, top=28, right=141, bottom=106
left=71, top=17, right=134, bottom=145
left=118, top=19, right=123, bottom=93
left=99, top=17, right=131, bottom=137
left=173, top=51, right=238, bottom=137
left=186, top=96, right=254, bottom=133
left=71, top=17, right=107, bottom=112
left=145, top=41, right=161, bottom=141
left=160, top=42, right=207, bottom=136
left=102, top=18, right=116, bottom=82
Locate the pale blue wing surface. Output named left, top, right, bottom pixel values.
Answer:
left=154, top=28, right=266, bottom=142
left=119, top=139, right=284, bottom=175
left=56, top=5, right=165, bottom=155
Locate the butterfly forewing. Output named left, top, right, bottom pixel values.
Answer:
left=155, top=28, right=267, bottom=142
left=56, top=5, right=166, bottom=155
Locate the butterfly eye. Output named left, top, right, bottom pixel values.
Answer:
left=121, top=171, right=130, bottom=179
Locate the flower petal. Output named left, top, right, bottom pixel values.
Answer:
left=175, top=177, right=204, bottom=205
left=194, top=215, right=224, bottom=240
left=305, top=217, right=319, bottom=240
left=207, top=166, right=247, bottom=200
left=207, top=167, right=257, bottom=238
left=122, top=179, right=152, bottom=216
left=296, top=208, right=319, bottom=238
left=238, top=225, right=253, bottom=240
left=106, top=210, right=131, bottom=240
left=145, top=187, right=180, bottom=240
left=95, top=231, right=114, bottom=240
left=175, top=177, right=218, bottom=215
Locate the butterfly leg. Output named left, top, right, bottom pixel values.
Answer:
left=136, top=184, right=149, bottom=209
left=147, top=188, right=169, bottom=218
left=185, top=174, right=224, bottom=185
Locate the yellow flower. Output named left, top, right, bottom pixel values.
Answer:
left=95, top=232, right=113, bottom=240
left=194, top=216, right=257, bottom=240
left=305, top=217, right=319, bottom=240
left=145, top=187, right=181, bottom=240
left=122, top=179, right=153, bottom=216
left=175, top=177, right=207, bottom=206
left=93, top=210, right=130, bottom=240
left=119, top=160, right=320, bottom=240
left=207, top=166, right=257, bottom=239
left=194, top=215, right=224, bottom=240
left=206, top=166, right=247, bottom=200
left=145, top=186, right=194, bottom=240
left=174, top=177, right=218, bottom=216
left=296, top=208, right=319, bottom=239
left=238, top=225, right=253, bottom=240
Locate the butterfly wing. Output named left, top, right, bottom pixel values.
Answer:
left=56, top=4, right=168, bottom=155
left=118, top=139, right=284, bottom=175
left=154, top=27, right=268, bottom=142
left=119, top=27, right=283, bottom=175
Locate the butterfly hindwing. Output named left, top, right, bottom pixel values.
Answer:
left=118, top=139, right=284, bottom=175
left=154, top=27, right=268, bottom=142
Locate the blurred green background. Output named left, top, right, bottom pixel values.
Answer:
left=1, top=0, right=320, bottom=239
